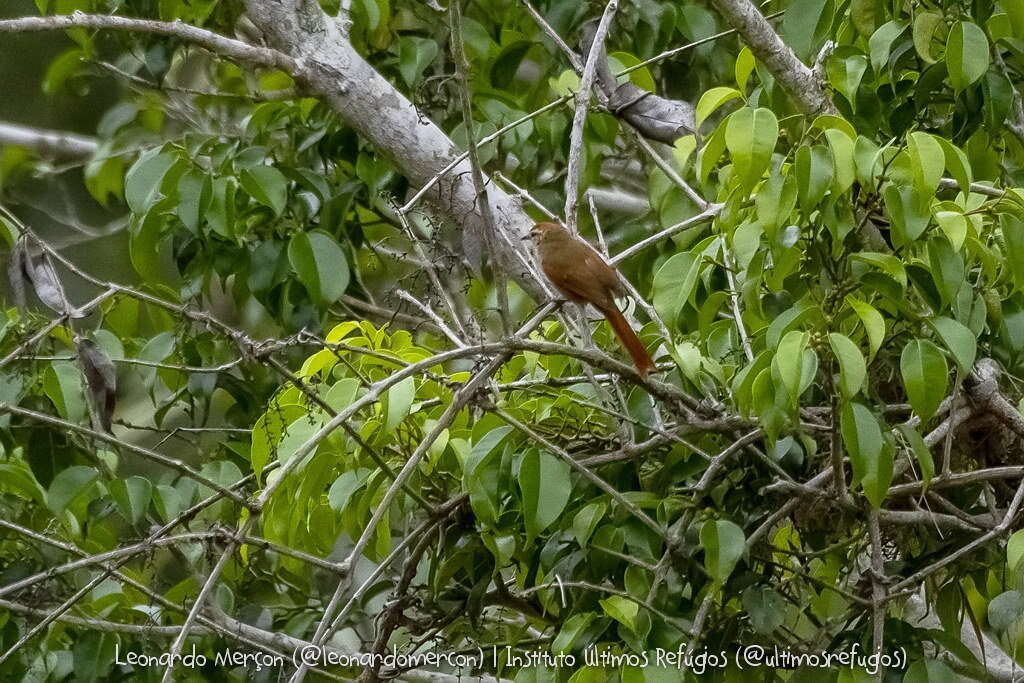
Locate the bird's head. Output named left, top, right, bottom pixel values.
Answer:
left=527, top=221, right=567, bottom=246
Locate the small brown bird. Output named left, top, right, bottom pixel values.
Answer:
left=529, top=222, right=655, bottom=378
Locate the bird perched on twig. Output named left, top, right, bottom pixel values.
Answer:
left=528, top=221, right=655, bottom=379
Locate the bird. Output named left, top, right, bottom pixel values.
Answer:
left=528, top=221, right=655, bottom=379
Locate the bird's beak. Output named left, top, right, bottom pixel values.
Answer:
left=521, top=234, right=532, bottom=241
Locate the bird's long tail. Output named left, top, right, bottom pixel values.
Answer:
left=601, top=306, right=655, bottom=379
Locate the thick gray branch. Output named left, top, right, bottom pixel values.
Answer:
left=708, top=0, right=836, bottom=116
left=241, top=0, right=539, bottom=296
left=0, top=122, right=98, bottom=160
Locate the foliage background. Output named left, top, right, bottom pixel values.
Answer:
left=1, top=0, right=1024, bottom=681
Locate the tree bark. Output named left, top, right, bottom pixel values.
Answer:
left=241, top=0, right=540, bottom=294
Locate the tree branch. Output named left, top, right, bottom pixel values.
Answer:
left=707, top=0, right=836, bottom=116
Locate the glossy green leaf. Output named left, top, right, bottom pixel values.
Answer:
left=288, top=230, right=350, bottom=306
left=774, top=330, right=809, bottom=406
left=47, top=466, right=100, bottom=517
left=384, top=375, right=414, bottom=433
left=931, top=316, right=977, bottom=374
left=701, top=519, right=745, bottom=583
left=901, top=339, right=949, bottom=422
left=913, top=12, right=944, bottom=64
left=824, top=128, right=856, bottom=193
left=652, top=251, right=702, bottom=327
left=519, top=450, right=571, bottom=540
left=827, top=53, right=868, bottom=108
left=840, top=402, right=891, bottom=507
left=935, top=210, right=968, bottom=251
left=795, top=144, right=833, bottom=210
left=125, top=151, right=176, bottom=214
left=109, top=476, right=152, bottom=525
left=869, top=21, right=907, bottom=74
left=599, top=596, right=639, bottom=631
left=696, top=87, right=742, bottom=127
left=1003, top=213, right=1024, bottom=291
left=725, top=107, right=778, bottom=190
left=846, top=296, right=885, bottom=361
left=946, top=21, right=991, bottom=91
left=572, top=502, right=606, bottom=547
left=828, top=332, right=867, bottom=398
left=241, top=166, right=289, bottom=215
left=907, top=132, right=945, bottom=195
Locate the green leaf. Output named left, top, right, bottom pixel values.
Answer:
left=701, top=519, right=745, bottom=583
left=781, top=0, right=831, bottom=60
left=328, top=468, right=371, bottom=513
left=1010, top=528, right=1024, bottom=570
left=43, top=362, right=86, bottom=424
left=153, top=484, right=183, bottom=523
left=43, top=47, right=85, bottom=95
left=901, top=339, right=949, bottom=422
left=463, top=426, right=513, bottom=528
left=928, top=236, right=966, bottom=306
left=1003, top=213, right=1024, bottom=291
left=907, top=132, right=946, bottom=195
left=946, top=21, right=991, bottom=91
left=824, top=128, right=856, bottom=193
left=884, top=185, right=930, bottom=244
left=109, top=476, right=152, bottom=525
left=828, top=332, right=867, bottom=398
left=846, top=295, right=886, bottom=361
left=795, top=144, right=833, bottom=211
left=697, top=120, right=728, bottom=185
left=73, top=632, right=116, bottom=683
left=849, top=0, right=876, bottom=36
left=913, top=11, right=944, bottom=64
left=207, top=176, right=236, bottom=238
left=384, top=375, right=415, bottom=433
left=936, top=137, right=973, bottom=198
left=852, top=251, right=907, bottom=287
left=988, top=590, right=1024, bottom=633
left=898, top=424, right=934, bottom=489
left=572, top=502, right=606, bottom=548
left=695, top=87, right=742, bottom=127
left=552, top=613, right=596, bottom=654
left=840, top=402, right=891, bottom=507
left=241, top=166, right=288, bottom=216
left=288, top=230, right=350, bottom=306
left=47, top=466, right=100, bottom=517
left=125, top=151, right=176, bottom=214
left=519, top=450, right=571, bottom=540
left=0, top=461, right=45, bottom=505
left=673, top=135, right=697, bottom=170
left=935, top=210, right=968, bottom=251
left=735, top=47, right=755, bottom=91
left=490, top=41, right=533, bottom=89
left=931, top=316, right=977, bottom=374
left=652, top=251, right=702, bottom=327
left=599, top=596, right=638, bottom=631
left=176, top=170, right=209, bottom=234
left=608, top=52, right=657, bottom=91
left=773, top=330, right=809, bottom=406
left=398, top=36, right=439, bottom=87
left=854, top=135, right=883, bottom=187
left=826, top=53, right=868, bottom=108
left=725, top=107, right=778, bottom=190
left=742, top=586, right=786, bottom=634
left=869, top=21, right=907, bottom=74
